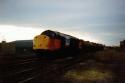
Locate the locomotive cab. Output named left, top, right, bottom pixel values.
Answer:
left=33, top=30, right=62, bottom=52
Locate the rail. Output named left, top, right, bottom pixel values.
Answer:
left=0, top=53, right=93, bottom=83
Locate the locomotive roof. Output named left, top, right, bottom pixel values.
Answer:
left=41, top=30, right=78, bottom=39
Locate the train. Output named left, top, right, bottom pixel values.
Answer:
left=120, top=40, right=125, bottom=48
left=33, top=30, right=104, bottom=56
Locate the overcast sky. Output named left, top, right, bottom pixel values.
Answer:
left=0, top=0, right=125, bottom=46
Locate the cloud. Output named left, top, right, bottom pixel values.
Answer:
left=0, top=0, right=125, bottom=46
left=0, top=25, right=45, bottom=42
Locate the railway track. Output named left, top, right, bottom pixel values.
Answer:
left=18, top=53, right=93, bottom=83
left=0, top=53, right=93, bottom=83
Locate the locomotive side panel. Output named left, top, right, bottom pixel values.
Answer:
left=48, top=39, right=61, bottom=51
left=54, top=39, right=61, bottom=50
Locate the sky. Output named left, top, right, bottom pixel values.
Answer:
left=0, top=0, right=125, bottom=46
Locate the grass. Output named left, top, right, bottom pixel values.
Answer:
left=64, top=67, right=114, bottom=83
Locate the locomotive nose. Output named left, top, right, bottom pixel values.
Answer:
left=33, top=35, right=50, bottom=50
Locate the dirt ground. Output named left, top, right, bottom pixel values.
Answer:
left=47, top=49, right=125, bottom=83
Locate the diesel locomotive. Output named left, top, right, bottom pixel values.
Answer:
left=33, top=30, right=104, bottom=56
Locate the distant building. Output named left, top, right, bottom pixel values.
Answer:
left=11, top=40, right=33, bottom=54
left=0, top=40, right=33, bottom=55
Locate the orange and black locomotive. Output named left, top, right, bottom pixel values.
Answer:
left=33, top=30, right=104, bottom=56
left=33, top=30, right=82, bottom=55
